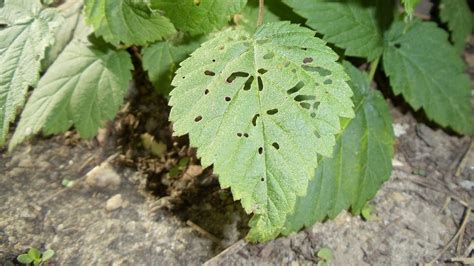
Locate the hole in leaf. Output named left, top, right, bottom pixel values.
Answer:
left=237, top=133, right=243, bottom=137
left=313, top=102, right=320, bottom=109
left=226, top=72, right=250, bottom=83
left=204, top=70, right=215, bottom=76
left=258, top=147, right=263, bottom=154
left=252, top=114, right=260, bottom=126
left=261, top=177, right=265, bottom=182
left=257, top=76, right=263, bottom=91
left=225, top=96, right=231, bottom=102
left=294, top=95, right=316, bottom=102
left=301, top=47, right=308, bottom=51
left=300, top=103, right=311, bottom=109
left=303, top=57, right=313, bottom=64
left=302, top=65, right=332, bottom=76
left=212, top=59, right=216, bottom=62
left=258, top=68, right=268, bottom=75
left=244, top=133, right=249, bottom=138
left=263, top=52, right=274, bottom=59
left=182, top=76, right=185, bottom=79
left=324, top=79, right=333, bottom=85
left=204, top=89, right=209, bottom=95
left=272, top=142, right=280, bottom=150
left=267, top=109, right=278, bottom=115
left=243, top=76, right=254, bottom=91
left=194, top=116, right=203, bottom=122
left=394, top=43, right=401, bottom=48
left=287, top=81, right=305, bottom=95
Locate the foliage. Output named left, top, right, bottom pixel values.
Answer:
left=316, top=247, right=333, bottom=266
left=1, top=0, right=473, bottom=243
left=17, top=247, right=55, bottom=266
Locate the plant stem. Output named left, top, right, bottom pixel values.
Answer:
left=368, top=56, right=380, bottom=82
left=257, top=0, right=265, bottom=27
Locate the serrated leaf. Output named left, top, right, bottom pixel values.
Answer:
left=84, top=0, right=176, bottom=46
left=282, top=62, right=394, bottom=235
left=282, top=0, right=395, bottom=60
left=9, top=38, right=133, bottom=149
left=142, top=36, right=203, bottom=96
left=439, top=0, right=473, bottom=53
left=383, top=20, right=474, bottom=135
left=169, top=22, right=354, bottom=242
left=151, top=0, right=247, bottom=35
left=401, top=0, right=420, bottom=17
left=0, top=0, right=61, bottom=145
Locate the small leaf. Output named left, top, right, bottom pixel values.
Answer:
left=439, top=0, right=473, bottom=53
left=151, top=0, right=247, bottom=35
left=10, top=38, right=133, bottom=149
left=317, top=247, right=333, bottom=262
left=0, top=0, right=62, bottom=145
left=41, top=249, right=55, bottom=262
left=383, top=20, right=474, bottom=135
left=142, top=37, right=203, bottom=96
left=17, top=254, right=34, bottom=264
left=170, top=22, right=354, bottom=242
left=282, top=0, right=395, bottom=60
left=361, top=203, right=374, bottom=221
left=84, top=0, right=176, bottom=46
left=282, top=62, right=394, bottom=235
left=27, top=248, right=41, bottom=260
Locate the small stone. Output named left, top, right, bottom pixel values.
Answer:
left=85, top=162, right=121, bottom=190
left=106, top=194, right=123, bottom=211
left=183, top=165, right=203, bottom=179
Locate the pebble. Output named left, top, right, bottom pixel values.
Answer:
left=106, top=194, right=123, bottom=211
left=85, top=163, right=121, bottom=190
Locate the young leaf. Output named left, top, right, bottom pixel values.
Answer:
left=151, top=0, right=247, bottom=35
left=17, top=254, right=34, bottom=264
left=41, top=249, right=55, bottom=262
left=9, top=38, right=133, bottom=149
left=439, top=0, right=473, bottom=53
left=281, top=0, right=395, bottom=60
left=84, top=0, right=176, bottom=46
left=282, top=62, right=394, bottom=235
left=383, top=20, right=474, bottom=135
left=169, top=22, right=354, bottom=242
left=142, top=37, right=203, bottom=95
left=401, top=0, right=420, bottom=17
left=27, top=248, right=41, bottom=260
left=0, top=0, right=61, bottom=145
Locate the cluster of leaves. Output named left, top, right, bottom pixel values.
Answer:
left=17, top=247, right=55, bottom=266
left=0, top=0, right=473, bottom=243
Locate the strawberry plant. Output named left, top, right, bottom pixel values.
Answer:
left=1, top=0, right=473, bottom=242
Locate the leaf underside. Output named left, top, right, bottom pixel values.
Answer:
left=283, top=62, right=394, bottom=235
left=10, top=38, right=133, bottom=149
left=84, top=0, right=176, bottom=46
left=169, top=21, right=354, bottom=242
left=383, top=20, right=474, bottom=135
left=282, top=0, right=395, bottom=60
left=0, top=0, right=61, bottom=145
left=439, top=0, right=473, bottom=53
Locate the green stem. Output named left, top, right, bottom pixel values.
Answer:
left=257, top=0, right=265, bottom=27
left=368, top=56, right=380, bottom=82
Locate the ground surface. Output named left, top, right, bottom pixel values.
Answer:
left=1, top=16, right=473, bottom=266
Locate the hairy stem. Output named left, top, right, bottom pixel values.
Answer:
left=257, top=0, right=265, bottom=27
left=368, top=56, right=380, bottom=82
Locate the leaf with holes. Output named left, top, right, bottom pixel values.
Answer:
left=383, top=20, right=474, bottom=135
left=0, top=0, right=61, bottom=146
left=84, top=0, right=176, bottom=46
left=169, top=22, right=354, bottom=242
left=282, top=0, right=395, bottom=60
left=151, top=0, right=247, bottom=35
left=439, top=0, right=473, bottom=53
left=142, top=37, right=203, bottom=96
left=9, top=37, right=133, bottom=149
left=282, top=62, right=394, bottom=235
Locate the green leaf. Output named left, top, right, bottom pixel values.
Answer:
left=0, top=0, right=61, bottom=145
left=84, top=0, right=176, bottom=46
left=401, top=0, right=420, bottom=17
left=17, top=254, right=34, bottom=264
left=439, top=0, right=473, bottom=53
left=383, top=20, right=474, bottom=135
left=142, top=36, right=203, bottom=95
left=282, top=0, right=395, bottom=60
left=41, top=249, right=54, bottom=262
left=27, top=248, right=41, bottom=260
left=360, top=203, right=374, bottom=221
left=169, top=22, right=354, bottom=242
left=317, top=247, right=333, bottom=262
left=151, top=0, right=247, bottom=35
left=282, top=62, right=394, bottom=235
left=9, top=38, right=133, bottom=149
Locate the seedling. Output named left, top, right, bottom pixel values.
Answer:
left=17, top=248, right=55, bottom=266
